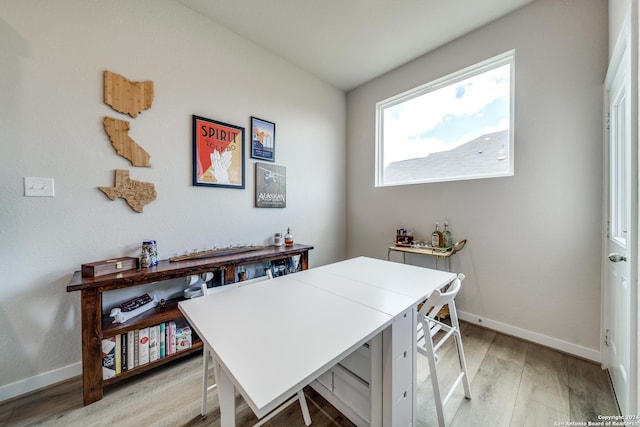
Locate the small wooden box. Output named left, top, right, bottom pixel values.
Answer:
left=81, top=257, right=138, bottom=277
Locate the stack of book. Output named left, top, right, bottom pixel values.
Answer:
left=102, top=320, right=194, bottom=379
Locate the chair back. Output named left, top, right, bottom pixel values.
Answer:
left=201, top=270, right=273, bottom=296
left=418, top=273, right=465, bottom=319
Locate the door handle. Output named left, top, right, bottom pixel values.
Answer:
left=608, top=253, right=627, bottom=262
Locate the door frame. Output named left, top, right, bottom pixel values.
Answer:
left=602, top=3, right=639, bottom=415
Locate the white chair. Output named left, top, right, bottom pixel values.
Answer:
left=198, top=270, right=312, bottom=426
left=416, top=273, right=471, bottom=427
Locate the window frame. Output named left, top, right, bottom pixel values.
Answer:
left=375, top=50, right=515, bottom=187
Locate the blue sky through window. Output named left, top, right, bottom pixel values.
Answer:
left=382, top=63, right=511, bottom=168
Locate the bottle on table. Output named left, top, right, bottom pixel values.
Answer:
left=284, top=228, right=294, bottom=246
left=431, top=222, right=443, bottom=248
left=442, top=221, right=453, bottom=249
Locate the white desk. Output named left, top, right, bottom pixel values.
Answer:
left=178, top=256, right=456, bottom=426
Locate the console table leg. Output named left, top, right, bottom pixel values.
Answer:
left=81, top=288, right=103, bottom=405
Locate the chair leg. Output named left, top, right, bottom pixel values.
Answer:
left=449, top=303, right=471, bottom=399
left=252, top=390, right=312, bottom=427
left=298, top=389, right=312, bottom=426
left=425, top=323, right=446, bottom=427
left=201, top=344, right=219, bottom=416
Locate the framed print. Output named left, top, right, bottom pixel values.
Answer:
left=193, top=115, right=245, bottom=188
left=255, top=162, right=286, bottom=208
left=250, top=117, right=275, bottom=161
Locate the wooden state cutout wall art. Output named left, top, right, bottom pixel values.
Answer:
left=104, top=70, right=154, bottom=118
left=103, top=117, right=151, bottom=167
left=99, top=169, right=157, bottom=213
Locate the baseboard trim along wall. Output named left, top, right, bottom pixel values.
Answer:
left=0, top=312, right=602, bottom=403
left=458, top=310, right=602, bottom=363
left=0, top=362, right=81, bottom=403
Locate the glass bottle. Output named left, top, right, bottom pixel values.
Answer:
left=442, top=221, right=453, bottom=249
left=431, top=222, right=443, bottom=248
left=284, top=228, right=294, bottom=246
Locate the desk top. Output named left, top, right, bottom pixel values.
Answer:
left=316, top=256, right=456, bottom=300
left=178, top=274, right=392, bottom=417
left=178, top=256, right=456, bottom=418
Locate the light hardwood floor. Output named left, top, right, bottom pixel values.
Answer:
left=0, top=322, right=619, bottom=427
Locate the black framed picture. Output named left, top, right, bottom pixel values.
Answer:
left=192, top=115, right=245, bottom=189
left=255, top=162, right=286, bottom=208
left=250, top=117, right=275, bottom=162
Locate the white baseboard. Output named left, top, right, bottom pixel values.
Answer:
left=457, top=310, right=602, bottom=363
left=0, top=312, right=602, bottom=403
left=0, top=362, right=81, bottom=403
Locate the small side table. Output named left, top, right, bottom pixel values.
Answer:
left=387, top=239, right=466, bottom=272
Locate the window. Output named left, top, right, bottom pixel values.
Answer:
left=375, top=51, right=514, bottom=186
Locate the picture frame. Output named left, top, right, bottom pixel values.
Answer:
left=192, top=115, right=245, bottom=189
left=250, top=117, right=275, bottom=162
left=255, top=162, right=286, bottom=208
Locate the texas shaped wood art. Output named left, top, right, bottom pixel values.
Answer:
left=99, top=170, right=156, bottom=213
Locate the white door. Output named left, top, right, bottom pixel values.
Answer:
left=604, top=15, right=636, bottom=416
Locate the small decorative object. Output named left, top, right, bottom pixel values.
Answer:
left=99, top=169, right=157, bottom=213
left=442, top=221, right=453, bottom=249
left=103, top=117, right=151, bottom=167
left=431, top=222, right=443, bottom=247
left=255, top=162, right=286, bottom=208
left=81, top=256, right=138, bottom=277
left=193, top=115, right=245, bottom=188
left=109, top=294, right=157, bottom=323
left=159, top=298, right=166, bottom=309
left=396, top=228, right=414, bottom=246
left=273, top=232, right=283, bottom=246
left=119, top=294, right=153, bottom=312
left=141, top=240, right=158, bottom=267
left=284, top=228, right=294, bottom=246
left=103, top=70, right=154, bottom=118
left=250, top=117, right=275, bottom=161
left=168, top=245, right=265, bottom=262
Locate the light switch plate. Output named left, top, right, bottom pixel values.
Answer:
left=24, top=177, right=55, bottom=197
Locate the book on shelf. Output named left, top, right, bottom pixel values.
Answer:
left=121, top=333, right=128, bottom=372
left=169, top=321, right=177, bottom=355
left=115, top=334, right=122, bottom=375
left=102, top=337, right=116, bottom=380
left=138, top=327, right=150, bottom=366
left=159, top=322, right=166, bottom=359
left=175, top=325, right=192, bottom=352
left=149, top=325, right=159, bottom=362
left=133, top=329, right=139, bottom=368
left=127, top=331, right=135, bottom=369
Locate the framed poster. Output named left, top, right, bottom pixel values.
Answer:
left=193, top=115, right=245, bottom=188
left=255, top=162, right=286, bottom=208
left=250, top=117, right=275, bottom=162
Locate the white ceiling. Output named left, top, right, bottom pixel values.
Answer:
left=178, top=0, right=534, bottom=91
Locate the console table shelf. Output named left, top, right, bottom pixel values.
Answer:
left=67, top=244, right=313, bottom=405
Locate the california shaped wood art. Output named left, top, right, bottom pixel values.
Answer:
left=99, top=169, right=157, bottom=213
left=103, top=117, right=151, bottom=167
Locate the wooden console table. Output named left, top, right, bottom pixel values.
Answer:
left=67, top=244, right=313, bottom=405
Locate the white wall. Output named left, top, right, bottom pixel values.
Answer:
left=346, top=0, right=608, bottom=360
left=610, top=0, right=630, bottom=56
left=0, top=0, right=346, bottom=399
